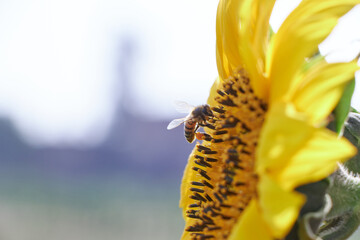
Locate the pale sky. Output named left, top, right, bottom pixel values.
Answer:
left=0, top=0, right=358, bottom=146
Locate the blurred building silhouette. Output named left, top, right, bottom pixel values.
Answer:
left=0, top=37, right=193, bottom=239
left=0, top=37, right=194, bottom=183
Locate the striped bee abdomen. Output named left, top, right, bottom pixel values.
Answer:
left=184, top=120, right=197, bottom=143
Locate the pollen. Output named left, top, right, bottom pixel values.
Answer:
left=184, top=68, right=267, bottom=240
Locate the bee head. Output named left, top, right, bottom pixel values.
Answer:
left=202, top=105, right=214, bottom=118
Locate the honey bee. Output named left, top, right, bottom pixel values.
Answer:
left=167, top=101, right=214, bottom=143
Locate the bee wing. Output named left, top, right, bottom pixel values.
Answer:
left=167, top=117, right=187, bottom=130
left=174, top=100, right=195, bottom=113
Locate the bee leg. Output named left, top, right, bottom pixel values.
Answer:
left=194, top=124, right=200, bottom=133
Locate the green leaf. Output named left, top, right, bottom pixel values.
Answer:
left=334, top=79, right=356, bottom=135
left=299, top=194, right=332, bottom=240
left=285, top=179, right=330, bottom=240
left=351, top=107, right=359, bottom=113
left=320, top=211, right=360, bottom=240
left=345, top=112, right=360, bottom=146
left=320, top=115, right=360, bottom=240
left=320, top=163, right=360, bottom=240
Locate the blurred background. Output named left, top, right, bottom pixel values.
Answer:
left=0, top=0, right=359, bottom=239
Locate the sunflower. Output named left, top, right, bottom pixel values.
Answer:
left=179, top=0, right=360, bottom=239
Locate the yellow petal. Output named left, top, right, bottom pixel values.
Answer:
left=216, top=0, right=275, bottom=100
left=257, top=103, right=356, bottom=190
left=216, top=18, right=232, bottom=81
left=237, top=0, right=275, bottom=101
left=256, top=102, right=313, bottom=173
left=273, top=128, right=357, bottom=190
left=207, top=77, right=222, bottom=106
left=216, top=0, right=243, bottom=79
left=292, top=60, right=360, bottom=124
left=258, top=175, right=306, bottom=238
left=267, top=0, right=360, bottom=104
left=250, top=0, right=276, bottom=67
left=228, top=200, right=273, bottom=240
